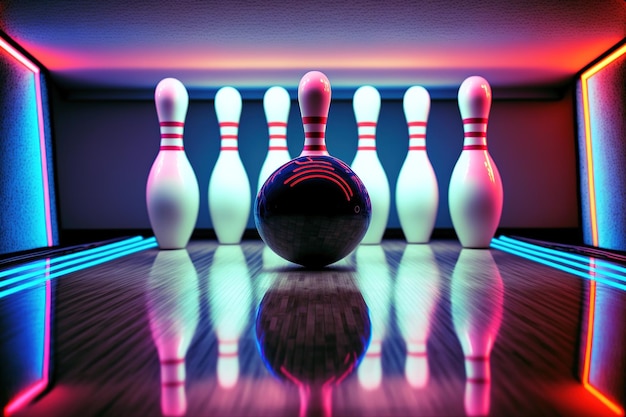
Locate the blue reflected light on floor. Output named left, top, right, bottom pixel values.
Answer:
left=0, top=236, right=157, bottom=299
left=490, top=236, right=626, bottom=292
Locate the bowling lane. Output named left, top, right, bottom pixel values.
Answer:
left=3, top=239, right=625, bottom=417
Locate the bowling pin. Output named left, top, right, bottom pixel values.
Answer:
left=258, top=86, right=292, bottom=193
left=298, top=71, right=332, bottom=157
left=146, top=77, right=200, bottom=249
left=394, top=244, right=441, bottom=389
left=350, top=86, right=390, bottom=244
left=448, top=76, right=503, bottom=248
left=354, top=245, right=392, bottom=390
left=451, top=248, right=504, bottom=416
left=208, top=87, right=251, bottom=244
left=207, top=245, right=252, bottom=389
left=146, top=249, right=200, bottom=416
left=396, top=86, right=439, bottom=244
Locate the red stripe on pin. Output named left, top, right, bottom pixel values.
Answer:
left=407, top=121, right=427, bottom=127
left=268, top=122, right=287, bottom=127
left=269, top=134, right=287, bottom=139
left=357, top=122, right=376, bottom=127
left=303, top=144, right=327, bottom=151
left=463, top=144, right=488, bottom=150
left=160, top=133, right=183, bottom=139
left=269, top=146, right=289, bottom=151
left=160, top=146, right=184, bottom=151
left=409, top=134, right=426, bottom=139
left=162, top=381, right=185, bottom=387
left=219, top=122, right=239, bottom=127
left=221, top=135, right=238, bottom=139
left=358, top=146, right=376, bottom=151
left=302, top=116, right=327, bottom=124
left=409, top=146, right=426, bottom=151
left=463, top=118, right=488, bottom=124
left=464, top=132, right=486, bottom=138
left=305, top=131, right=325, bottom=138
left=221, top=146, right=238, bottom=151
left=161, top=358, right=185, bottom=365
left=160, top=121, right=184, bottom=127
left=358, top=135, right=376, bottom=139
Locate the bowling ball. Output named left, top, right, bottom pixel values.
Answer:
left=254, top=155, right=371, bottom=268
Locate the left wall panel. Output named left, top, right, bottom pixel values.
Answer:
left=0, top=36, right=58, bottom=255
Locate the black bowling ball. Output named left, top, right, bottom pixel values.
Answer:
left=254, top=155, right=371, bottom=268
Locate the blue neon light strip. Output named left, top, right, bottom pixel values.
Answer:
left=497, top=236, right=626, bottom=276
left=0, top=237, right=157, bottom=299
left=0, top=236, right=148, bottom=289
left=490, top=237, right=626, bottom=292
left=0, top=236, right=144, bottom=280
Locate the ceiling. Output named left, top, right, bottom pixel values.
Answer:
left=1, top=0, right=625, bottom=97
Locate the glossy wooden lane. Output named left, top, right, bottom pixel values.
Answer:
left=7, top=239, right=624, bottom=417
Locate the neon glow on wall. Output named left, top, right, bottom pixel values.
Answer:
left=580, top=44, right=626, bottom=248
left=0, top=36, right=53, bottom=247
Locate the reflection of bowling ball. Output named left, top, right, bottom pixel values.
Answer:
left=255, top=270, right=371, bottom=384
left=254, top=155, right=371, bottom=268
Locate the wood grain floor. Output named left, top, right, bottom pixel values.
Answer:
left=7, top=239, right=625, bottom=417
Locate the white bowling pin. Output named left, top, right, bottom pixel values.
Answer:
left=394, top=244, right=441, bottom=389
left=146, top=249, right=200, bottom=416
left=146, top=78, right=200, bottom=249
left=354, top=245, right=392, bottom=390
left=208, top=245, right=252, bottom=389
left=208, top=87, right=252, bottom=244
left=449, top=76, right=503, bottom=248
left=396, top=86, right=439, bottom=244
left=258, top=86, right=292, bottom=193
left=450, top=249, right=504, bottom=416
left=350, top=86, right=390, bottom=244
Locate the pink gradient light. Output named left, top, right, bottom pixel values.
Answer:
left=0, top=36, right=53, bottom=247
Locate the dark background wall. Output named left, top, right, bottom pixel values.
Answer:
left=51, top=85, right=579, bottom=236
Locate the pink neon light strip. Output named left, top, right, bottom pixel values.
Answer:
left=0, top=37, right=53, bottom=247
left=4, top=264, right=52, bottom=416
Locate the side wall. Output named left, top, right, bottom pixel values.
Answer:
left=0, top=41, right=57, bottom=255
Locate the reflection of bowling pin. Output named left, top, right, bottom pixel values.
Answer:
left=258, top=86, right=292, bottom=193
left=208, top=87, right=251, bottom=244
left=354, top=245, right=392, bottom=390
left=350, top=86, right=390, bottom=244
left=396, top=86, right=439, bottom=243
left=146, top=249, right=200, bottom=416
left=395, top=244, right=441, bottom=388
left=147, top=78, right=200, bottom=249
left=254, top=245, right=292, bottom=305
left=207, top=245, right=252, bottom=388
left=449, top=76, right=503, bottom=248
left=451, top=249, right=504, bottom=416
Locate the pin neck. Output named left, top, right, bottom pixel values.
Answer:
left=267, top=121, right=289, bottom=151
left=159, top=121, right=185, bottom=151
left=462, top=117, right=488, bottom=150
left=356, top=121, right=377, bottom=151
left=219, top=121, right=239, bottom=151
left=407, top=120, right=427, bottom=151
left=300, top=116, right=329, bottom=156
